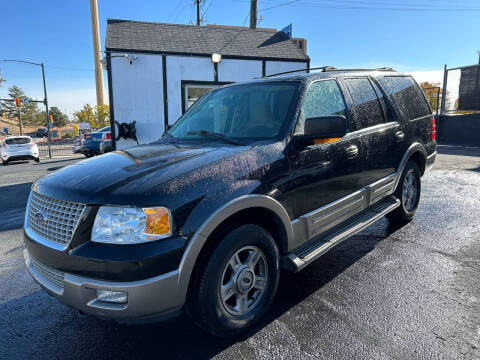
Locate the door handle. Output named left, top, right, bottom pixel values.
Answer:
left=346, top=145, right=358, bottom=159
left=395, top=131, right=405, bottom=142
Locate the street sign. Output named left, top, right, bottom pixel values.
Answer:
left=21, top=98, right=29, bottom=105
left=78, top=122, right=90, bottom=130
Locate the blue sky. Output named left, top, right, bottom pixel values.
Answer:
left=1, top=0, right=479, bottom=116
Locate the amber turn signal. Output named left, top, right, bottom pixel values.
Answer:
left=143, top=207, right=171, bottom=237
left=314, top=137, right=341, bottom=145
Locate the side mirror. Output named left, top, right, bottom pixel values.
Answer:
left=295, top=115, right=347, bottom=144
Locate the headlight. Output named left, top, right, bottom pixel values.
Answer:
left=91, top=206, right=172, bottom=244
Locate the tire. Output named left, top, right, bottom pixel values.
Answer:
left=386, top=160, right=421, bottom=224
left=34, top=157, right=40, bottom=163
left=190, top=224, right=280, bottom=338
left=2, top=159, right=7, bottom=166
left=84, top=153, right=93, bottom=158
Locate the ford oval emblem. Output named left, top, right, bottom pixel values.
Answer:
left=34, top=211, right=47, bottom=224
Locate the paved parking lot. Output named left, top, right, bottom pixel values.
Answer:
left=0, top=146, right=479, bottom=359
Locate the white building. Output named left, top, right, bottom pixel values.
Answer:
left=105, top=19, right=310, bottom=149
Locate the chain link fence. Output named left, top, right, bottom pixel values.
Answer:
left=0, top=123, right=81, bottom=158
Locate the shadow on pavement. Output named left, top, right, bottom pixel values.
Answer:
left=437, top=144, right=480, bottom=157
left=0, top=218, right=404, bottom=359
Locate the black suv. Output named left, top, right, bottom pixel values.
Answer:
left=23, top=68, right=436, bottom=337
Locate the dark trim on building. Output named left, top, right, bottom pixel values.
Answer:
left=180, top=80, right=232, bottom=115
left=105, top=48, right=310, bottom=63
left=213, top=62, right=218, bottom=82
left=306, top=59, right=311, bottom=73
left=162, top=54, right=169, bottom=130
left=106, top=51, right=117, bottom=151
left=262, top=60, right=266, bottom=77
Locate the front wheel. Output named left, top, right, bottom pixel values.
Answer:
left=2, top=159, right=7, bottom=166
left=34, top=157, right=40, bottom=163
left=190, top=224, right=280, bottom=338
left=386, top=160, right=421, bottom=224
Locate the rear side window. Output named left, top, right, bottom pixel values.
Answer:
left=379, top=76, right=431, bottom=120
left=344, top=78, right=385, bottom=129
left=6, top=138, right=30, bottom=145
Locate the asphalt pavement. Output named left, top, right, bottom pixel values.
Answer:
left=0, top=147, right=479, bottom=359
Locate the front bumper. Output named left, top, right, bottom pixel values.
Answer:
left=24, top=249, right=183, bottom=322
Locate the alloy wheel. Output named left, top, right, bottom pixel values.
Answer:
left=219, top=246, right=268, bottom=316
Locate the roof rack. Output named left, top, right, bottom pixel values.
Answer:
left=262, top=66, right=334, bottom=78
left=324, top=67, right=395, bottom=72
left=262, top=66, right=395, bottom=78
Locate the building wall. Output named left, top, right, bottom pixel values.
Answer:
left=218, top=59, right=262, bottom=82
left=265, top=61, right=306, bottom=76
left=110, top=53, right=164, bottom=148
left=110, top=52, right=308, bottom=149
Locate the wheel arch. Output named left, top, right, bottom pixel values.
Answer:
left=176, top=195, right=293, bottom=304
left=394, top=142, right=427, bottom=190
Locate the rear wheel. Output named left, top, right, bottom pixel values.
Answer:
left=2, top=159, right=7, bottom=166
left=190, top=224, right=280, bottom=338
left=34, top=157, right=40, bottom=163
left=386, top=161, right=421, bottom=224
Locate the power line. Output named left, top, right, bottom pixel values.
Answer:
left=234, top=0, right=480, bottom=11
left=202, top=0, right=215, bottom=19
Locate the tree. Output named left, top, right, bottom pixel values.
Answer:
left=94, top=104, right=110, bottom=128
left=0, top=85, right=41, bottom=126
left=419, top=81, right=452, bottom=113
left=73, top=104, right=110, bottom=129
left=73, top=104, right=95, bottom=128
left=49, top=106, right=69, bottom=127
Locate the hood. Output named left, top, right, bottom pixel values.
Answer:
left=35, top=141, right=284, bottom=207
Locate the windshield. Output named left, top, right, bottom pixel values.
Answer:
left=6, top=138, right=30, bottom=145
left=168, top=82, right=300, bottom=140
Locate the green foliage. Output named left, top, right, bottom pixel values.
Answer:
left=74, top=104, right=110, bottom=129
left=0, top=85, right=42, bottom=126
left=49, top=106, right=69, bottom=127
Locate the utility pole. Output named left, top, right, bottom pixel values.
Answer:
left=89, top=0, right=105, bottom=106
left=477, top=50, right=480, bottom=64
left=3, top=59, right=52, bottom=158
left=41, top=63, right=52, bottom=158
left=196, top=0, right=201, bottom=26
left=17, top=105, right=23, bottom=135
left=250, top=0, right=257, bottom=29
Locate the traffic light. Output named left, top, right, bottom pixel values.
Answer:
left=15, top=98, right=21, bottom=107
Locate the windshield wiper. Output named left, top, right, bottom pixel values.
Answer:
left=186, top=130, right=243, bottom=145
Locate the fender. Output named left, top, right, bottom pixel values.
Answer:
left=393, top=142, right=427, bottom=190
left=175, top=194, right=293, bottom=302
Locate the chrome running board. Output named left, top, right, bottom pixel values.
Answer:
left=282, top=195, right=400, bottom=272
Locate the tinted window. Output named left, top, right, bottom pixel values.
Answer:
left=301, top=80, right=347, bottom=120
left=6, top=138, right=30, bottom=145
left=371, top=80, right=393, bottom=122
left=379, top=76, right=431, bottom=120
left=344, top=78, right=385, bottom=129
left=169, top=82, right=299, bottom=139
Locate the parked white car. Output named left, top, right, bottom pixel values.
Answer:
left=1, top=136, right=40, bottom=165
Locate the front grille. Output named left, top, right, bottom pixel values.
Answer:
left=27, top=191, right=86, bottom=248
left=30, top=256, right=64, bottom=289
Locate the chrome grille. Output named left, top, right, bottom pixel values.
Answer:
left=27, top=191, right=86, bottom=248
left=30, top=256, right=64, bottom=289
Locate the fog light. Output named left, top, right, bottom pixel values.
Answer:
left=96, top=289, right=128, bottom=304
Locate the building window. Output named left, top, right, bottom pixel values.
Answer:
left=184, top=84, right=219, bottom=112
left=182, top=81, right=232, bottom=113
